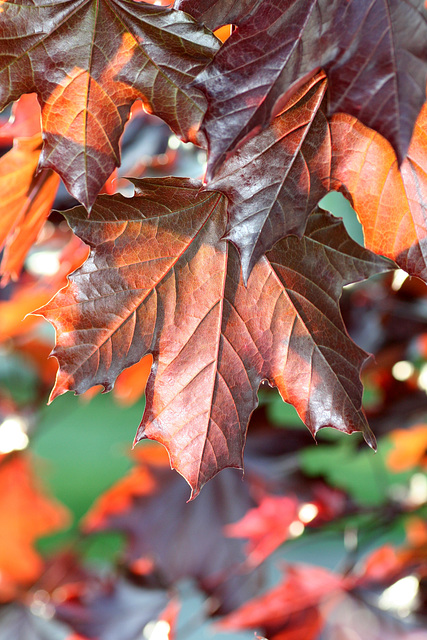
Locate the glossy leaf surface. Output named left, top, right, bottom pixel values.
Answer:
left=38, top=179, right=388, bottom=495
left=194, top=0, right=427, bottom=178
left=175, top=0, right=258, bottom=29
left=330, top=103, right=427, bottom=281
left=208, top=73, right=330, bottom=280
left=0, top=0, right=219, bottom=209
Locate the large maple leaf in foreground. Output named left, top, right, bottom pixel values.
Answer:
left=193, top=0, right=427, bottom=178
left=38, top=178, right=389, bottom=496
left=0, top=0, right=219, bottom=209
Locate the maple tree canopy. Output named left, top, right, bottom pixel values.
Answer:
left=0, top=0, right=426, bottom=495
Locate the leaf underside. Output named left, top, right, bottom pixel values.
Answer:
left=38, top=178, right=389, bottom=496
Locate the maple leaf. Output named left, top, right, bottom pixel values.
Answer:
left=330, top=102, right=427, bottom=281
left=0, top=455, right=69, bottom=602
left=0, top=0, right=220, bottom=209
left=38, top=178, right=389, bottom=496
left=193, top=0, right=427, bottom=178
left=207, top=72, right=330, bottom=280
left=174, top=0, right=259, bottom=29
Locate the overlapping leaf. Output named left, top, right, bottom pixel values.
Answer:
left=330, top=103, right=427, bottom=281
left=38, top=178, right=389, bottom=495
left=207, top=72, right=330, bottom=280
left=0, top=0, right=220, bottom=209
left=193, top=0, right=427, bottom=179
left=175, top=0, right=258, bottom=29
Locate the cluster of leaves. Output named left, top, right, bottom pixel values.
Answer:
left=1, top=0, right=427, bottom=496
left=0, top=0, right=427, bottom=638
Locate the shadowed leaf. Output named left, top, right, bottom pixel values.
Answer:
left=193, top=0, right=427, bottom=178
left=175, top=0, right=258, bottom=29
left=55, top=575, right=168, bottom=640
left=84, top=443, right=264, bottom=613
left=0, top=0, right=220, bottom=209
left=207, top=72, right=330, bottom=280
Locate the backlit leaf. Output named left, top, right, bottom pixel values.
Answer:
left=0, top=133, right=60, bottom=284
left=38, top=179, right=388, bottom=496
left=0, top=0, right=220, bottom=209
left=330, top=103, right=427, bottom=281
left=194, top=0, right=427, bottom=178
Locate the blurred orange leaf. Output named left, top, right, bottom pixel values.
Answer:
left=387, top=424, right=427, bottom=472
left=330, top=102, right=427, bottom=280
left=1, top=170, right=60, bottom=284
left=113, top=355, right=153, bottom=406
left=0, top=455, right=69, bottom=601
left=0, top=131, right=60, bottom=284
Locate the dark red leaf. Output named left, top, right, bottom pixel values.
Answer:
left=0, top=1, right=220, bottom=209
left=174, top=0, right=258, bottom=29
left=207, top=72, right=330, bottom=280
left=38, top=179, right=388, bottom=496
left=194, top=0, right=427, bottom=178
